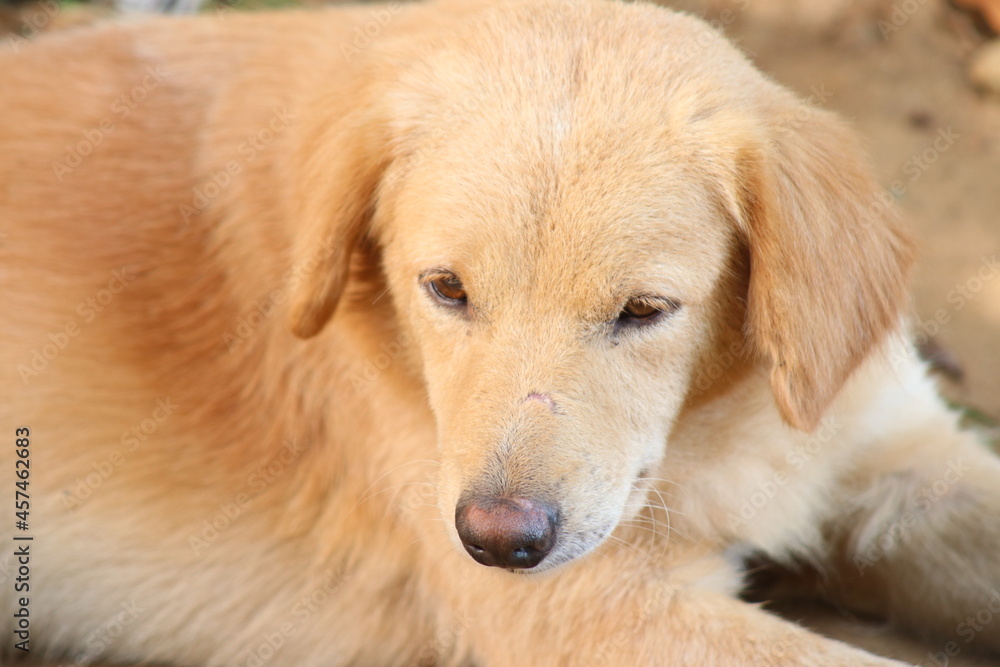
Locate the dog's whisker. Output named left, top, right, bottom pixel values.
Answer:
left=606, top=534, right=646, bottom=558
left=362, top=479, right=440, bottom=501
left=639, top=477, right=690, bottom=496
left=355, top=459, right=441, bottom=506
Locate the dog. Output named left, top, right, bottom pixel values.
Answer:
left=2, top=0, right=999, bottom=664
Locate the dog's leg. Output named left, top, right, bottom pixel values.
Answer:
left=431, top=546, right=907, bottom=666
left=821, top=349, right=1000, bottom=658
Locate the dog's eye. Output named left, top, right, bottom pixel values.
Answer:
left=424, top=273, right=468, bottom=306
left=615, top=297, right=680, bottom=330
left=622, top=300, right=660, bottom=319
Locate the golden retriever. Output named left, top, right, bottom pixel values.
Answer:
left=1, top=0, right=998, bottom=664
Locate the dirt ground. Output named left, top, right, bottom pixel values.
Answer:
left=2, top=0, right=999, bottom=665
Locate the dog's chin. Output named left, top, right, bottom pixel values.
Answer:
left=514, top=522, right=618, bottom=574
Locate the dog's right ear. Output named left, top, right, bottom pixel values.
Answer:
left=287, top=109, right=392, bottom=339
left=728, top=102, right=915, bottom=431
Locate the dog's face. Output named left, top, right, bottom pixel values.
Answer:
left=288, top=1, right=914, bottom=572
left=379, top=121, right=742, bottom=569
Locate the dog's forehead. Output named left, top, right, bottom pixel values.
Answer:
left=384, top=0, right=764, bottom=155
left=389, top=143, right=733, bottom=310
left=380, top=3, right=761, bottom=288
left=386, top=99, right=738, bottom=299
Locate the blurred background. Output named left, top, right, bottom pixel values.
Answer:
left=3, top=0, right=999, bottom=664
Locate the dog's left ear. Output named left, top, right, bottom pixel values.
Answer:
left=732, top=103, right=915, bottom=431
left=286, top=107, right=392, bottom=339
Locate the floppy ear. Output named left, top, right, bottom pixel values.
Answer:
left=287, top=110, right=392, bottom=339
left=734, top=106, right=915, bottom=431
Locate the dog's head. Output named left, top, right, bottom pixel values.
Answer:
left=287, top=1, right=913, bottom=571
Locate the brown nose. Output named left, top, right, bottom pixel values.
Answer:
left=455, top=496, right=558, bottom=569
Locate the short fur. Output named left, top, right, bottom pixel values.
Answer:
left=1, top=1, right=998, bottom=665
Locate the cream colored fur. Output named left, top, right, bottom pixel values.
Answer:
left=1, top=1, right=998, bottom=665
